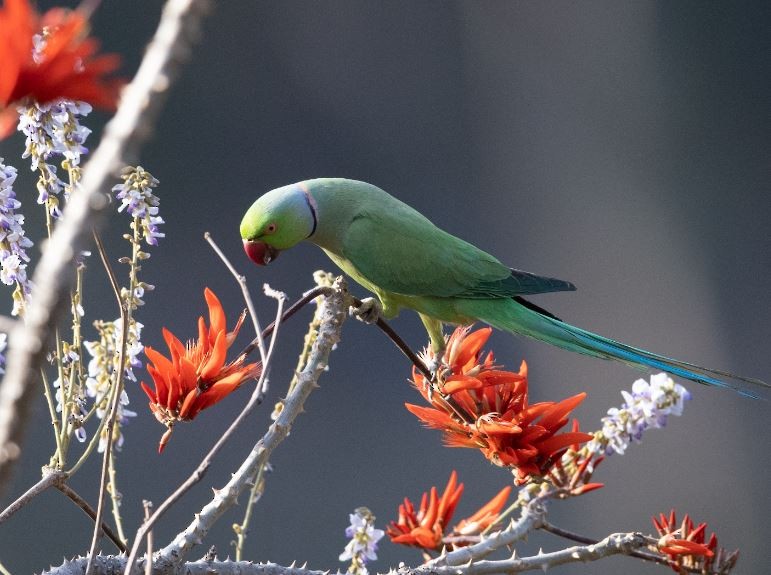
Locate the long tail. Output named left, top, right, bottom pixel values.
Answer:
left=480, top=298, right=769, bottom=399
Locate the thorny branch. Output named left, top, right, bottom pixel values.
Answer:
left=413, top=532, right=649, bottom=574
left=427, top=495, right=549, bottom=568
left=43, top=532, right=653, bottom=575
left=540, top=520, right=675, bottom=569
left=122, top=277, right=348, bottom=574
left=0, top=0, right=212, bottom=498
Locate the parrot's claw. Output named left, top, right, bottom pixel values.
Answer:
left=350, top=297, right=382, bottom=324
left=424, top=354, right=451, bottom=401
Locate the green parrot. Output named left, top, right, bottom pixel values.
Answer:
left=240, top=178, right=767, bottom=397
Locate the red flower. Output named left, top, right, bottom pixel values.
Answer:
left=652, top=509, right=738, bottom=573
left=406, top=327, right=592, bottom=485
left=547, top=419, right=605, bottom=496
left=387, top=470, right=511, bottom=552
left=0, top=0, right=122, bottom=136
left=140, top=288, right=262, bottom=453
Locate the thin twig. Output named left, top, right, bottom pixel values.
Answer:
left=0, top=0, right=211, bottom=498
left=66, top=287, right=135, bottom=478
left=0, top=468, right=66, bottom=524
left=142, top=501, right=153, bottom=575
left=540, top=521, right=679, bottom=570
left=91, top=230, right=125, bottom=331
left=122, top=278, right=299, bottom=574
left=234, top=463, right=270, bottom=560
left=85, top=232, right=132, bottom=575
left=107, top=449, right=129, bottom=545
left=40, top=368, right=66, bottom=466
left=56, top=483, right=127, bottom=553
left=204, top=232, right=267, bottom=365
left=207, top=235, right=277, bottom=562
left=370, top=312, right=433, bottom=382
left=237, top=286, right=332, bottom=359
left=0, top=468, right=125, bottom=552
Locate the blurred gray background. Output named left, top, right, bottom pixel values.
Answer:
left=1, top=1, right=769, bottom=574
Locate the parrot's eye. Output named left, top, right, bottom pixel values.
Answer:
left=265, top=223, right=277, bottom=234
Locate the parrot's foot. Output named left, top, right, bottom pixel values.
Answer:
left=350, top=297, right=382, bottom=324
left=423, top=354, right=451, bottom=402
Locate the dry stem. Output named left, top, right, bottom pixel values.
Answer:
left=0, top=0, right=211, bottom=499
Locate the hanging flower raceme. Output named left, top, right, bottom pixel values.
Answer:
left=387, top=470, right=510, bottom=552
left=0, top=0, right=123, bottom=137
left=587, top=373, right=691, bottom=457
left=652, top=509, right=738, bottom=574
left=0, top=158, right=32, bottom=315
left=406, top=327, right=592, bottom=484
left=140, top=288, right=262, bottom=453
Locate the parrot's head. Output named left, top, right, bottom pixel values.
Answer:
left=240, top=183, right=317, bottom=265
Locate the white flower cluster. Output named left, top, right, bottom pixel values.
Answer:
left=340, top=508, right=385, bottom=575
left=51, top=346, right=90, bottom=442
left=84, top=319, right=143, bottom=451
left=588, top=373, right=691, bottom=456
left=0, top=159, right=33, bottom=315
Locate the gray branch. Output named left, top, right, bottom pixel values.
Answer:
left=0, top=0, right=211, bottom=498
left=47, top=557, right=330, bottom=575
left=43, top=532, right=648, bottom=575
left=152, top=278, right=348, bottom=571
left=426, top=496, right=548, bottom=568
left=413, top=533, right=648, bottom=574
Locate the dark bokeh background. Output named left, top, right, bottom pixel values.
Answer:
left=1, top=2, right=769, bottom=574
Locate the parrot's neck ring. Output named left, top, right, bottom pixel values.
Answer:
left=298, top=183, right=318, bottom=238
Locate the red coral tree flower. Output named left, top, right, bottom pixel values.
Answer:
left=140, top=288, right=262, bottom=452
left=547, top=419, right=605, bottom=496
left=652, top=509, right=738, bottom=574
left=0, top=0, right=123, bottom=136
left=387, top=470, right=511, bottom=552
left=406, top=326, right=592, bottom=484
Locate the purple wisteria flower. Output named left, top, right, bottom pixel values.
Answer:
left=340, top=507, right=384, bottom=575
left=17, top=100, right=92, bottom=216
left=587, top=373, right=691, bottom=456
left=0, top=159, right=34, bottom=315
left=112, top=166, right=165, bottom=246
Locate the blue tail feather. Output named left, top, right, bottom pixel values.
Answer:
left=546, top=316, right=767, bottom=399
left=484, top=301, right=769, bottom=399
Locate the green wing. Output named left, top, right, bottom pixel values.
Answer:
left=340, top=204, right=575, bottom=299
left=458, top=268, right=575, bottom=298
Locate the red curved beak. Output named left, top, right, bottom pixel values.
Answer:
left=243, top=239, right=281, bottom=265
